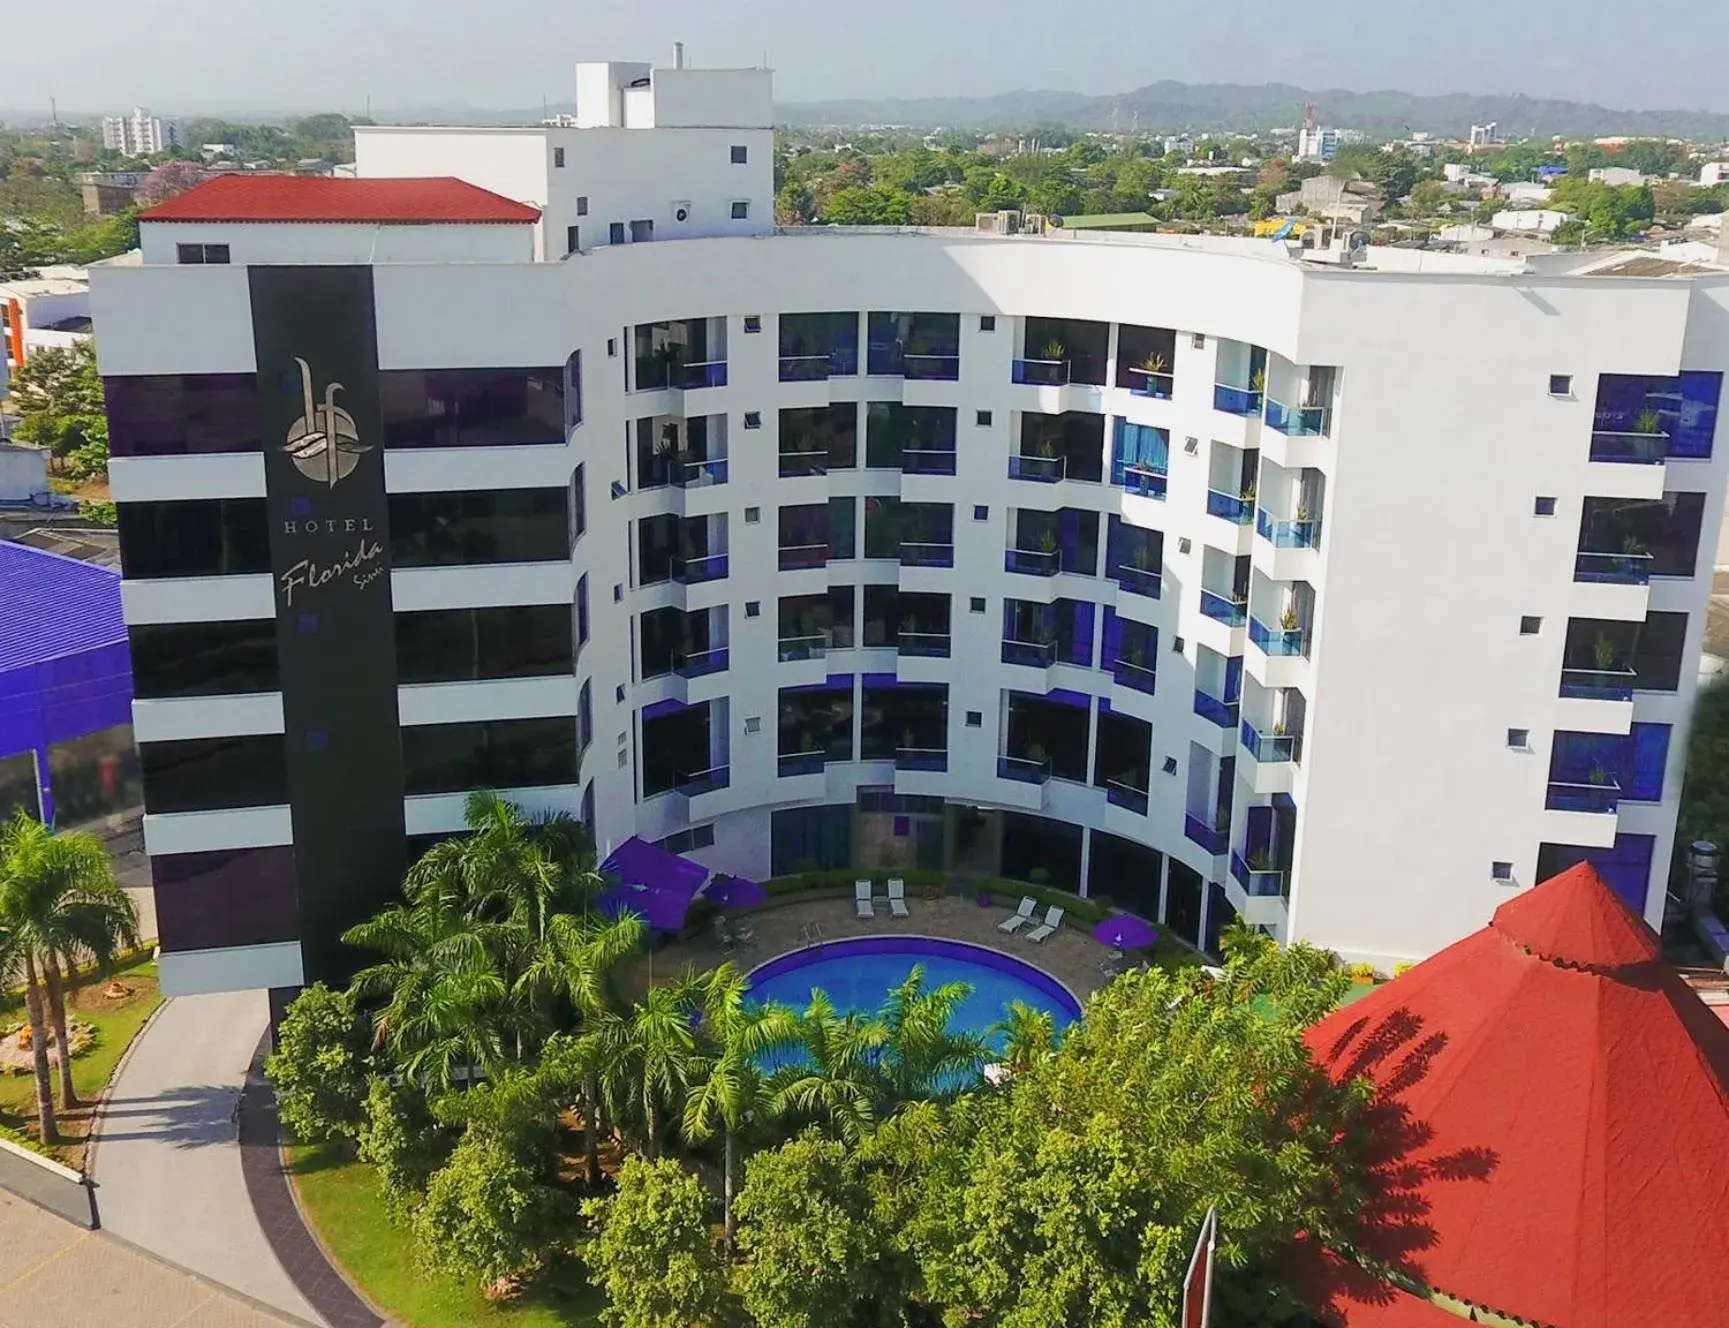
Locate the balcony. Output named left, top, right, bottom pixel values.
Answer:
left=1109, top=658, right=1157, bottom=695
left=1125, top=367, right=1174, bottom=400
left=868, top=347, right=960, bottom=380
left=1199, top=590, right=1248, bottom=626
left=1105, top=779, right=1150, bottom=814
left=1264, top=399, right=1329, bottom=437
left=1240, top=721, right=1298, bottom=763
left=675, top=764, right=731, bottom=798
left=997, top=754, right=1053, bottom=784
left=779, top=348, right=857, bottom=382
left=1249, top=618, right=1306, bottom=657
left=1002, top=637, right=1057, bottom=669
left=779, top=450, right=828, bottom=478
left=1206, top=489, right=1255, bottom=525
left=897, top=631, right=951, bottom=659
left=673, top=647, right=729, bottom=679
left=1213, top=384, right=1264, bottom=417
left=674, top=360, right=728, bottom=390
left=778, top=544, right=829, bottom=572
left=1005, top=548, right=1060, bottom=577
left=1193, top=688, right=1238, bottom=729
left=1256, top=511, right=1320, bottom=549
left=1012, top=358, right=1070, bottom=387
left=1117, top=464, right=1168, bottom=500
left=778, top=751, right=826, bottom=778
left=1008, top=454, right=1065, bottom=483
left=778, top=634, right=829, bottom=663
left=900, top=541, right=954, bottom=569
left=902, top=448, right=957, bottom=476
left=673, top=553, right=728, bottom=585
left=1559, top=667, right=1638, bottom=701
left=1112, top=564, right=1161, bottom=599
left=673, top=458, right=728, bottom=488
left=1574, top=550, right=1654, bottom=585
left=1546, top=780, right=1622, bottom=813
left=1230, top=852, right=1288, bottom=897
left=1184, top=814, right=1229, bottom=855
left=1589, top=429, right=1668, bottom=464
left=895, top=747, right=949, bottom=772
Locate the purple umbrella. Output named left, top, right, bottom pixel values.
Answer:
left=1092, top=914, right=1157, bottom=950
left=705, top=875, right=767, bottom=910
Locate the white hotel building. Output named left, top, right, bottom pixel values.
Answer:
left=90, top=55, right=1729, bottom=996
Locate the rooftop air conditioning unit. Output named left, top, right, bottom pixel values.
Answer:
left=976, top=212, right=1001, bottom=233
left=1023, top=212, right=1047, bottom=234
left=673, top=201, right=692, bottom=223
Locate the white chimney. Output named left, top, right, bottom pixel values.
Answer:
left=673, top=41, right=685, bottom=70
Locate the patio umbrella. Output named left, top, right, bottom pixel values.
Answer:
left=1092, top=914, right=1157, bottom=950
left=705, top=874, right=767, bottom=910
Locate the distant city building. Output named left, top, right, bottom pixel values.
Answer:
left=1162, top=135, right=1194, bottom=157
left=1590, top=166, right=1653, bottom=188
left=75, top=170, right=146, bottom=215
left=1276, top=174, right=1380, bottom=224
left=1296, top=103, right=1340, bottom=162
left=1699, top=162, right=1729, bottom=187
left=1491, top=208, right=1574, bottom=235
left=101, top=108, right=185, bottom=157
left=200, top=143, right=237, bottom=160
left=1469, top=122, right=1501, bottom=149
left=1501, top=182, right=1555, bottom=207
left=1, top=267, right=92, bottom=376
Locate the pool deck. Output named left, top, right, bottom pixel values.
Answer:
left=628, top=892, right=1115, bottom=1005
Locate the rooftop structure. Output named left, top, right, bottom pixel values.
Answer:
left=101, top=107, right=184, bottom=157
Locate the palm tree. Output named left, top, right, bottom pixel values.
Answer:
left=877, top=966, right=986, bottom=1103
left=682, top=964, right=796, bottom=1247
left=989, top=999, right=1056, bottom=1078
left=0, top=811, right=139, bottom=1123
left=589, top=977, right=702, bottom=1159
left=767, top=991, right=889, bottom=1144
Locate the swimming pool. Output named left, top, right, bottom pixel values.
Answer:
left=745, top=936, right=1082, bottom=1049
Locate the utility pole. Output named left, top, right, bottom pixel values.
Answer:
left=49, top=96, right=58, bottom=128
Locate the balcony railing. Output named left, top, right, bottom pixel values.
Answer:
left=778, top=751, right=827, bottom=778
left=673, top=647, right=729, bottom=679
left=1005, top=547, right=1060, bottom=577
left=1230, top=852, right=1288, bottom=897
left=1240, top=721, right=1299, bottom=763
left=1213, top=383, right=1264, bottom=417
left=897, top=631, right=951, bottom=658
left=1002, top=637, right=1058, bottom=668
left=674, top=360, right=728, bottom=390
left=1573, top=550, right=1654, bottom=585
left=778, top=543, right=830, bottom=571
left=1105, top=779, right=1150, bottom=814
left=1112, top=564, right=1161, bottom=598
left=1199, top=590, right=1248, bottom=626
left=1255, top=510, right=1321, bottom=548
left=1124, top=367, right=1174, bottom=399
left=895, top=747, right=949, bottom=772
left=1546, top=780, right=1622, bottom=813
left=673, top=457, right=728, bottom=488
left=675, top=764, right=731, bottom=797
left=673, top=553, right=728, bottom=585
left=1589, top=429, right=1668, bottom=464
left=1193, top=688, right=1239, bottom=729
left=1264, top=399, right=1329, bottom=436
left=997, top=754, right=1053, bottom=784
left=1184, top=814, right=1229, bottom=855
left=778, top=634, right=829, bottom=662
left=1109, top=657, right=1158, bottom=695
left=868, top=346, right=960, bottom=380
left=1117, top=464, right=1168, bottom=500
left=900, top=541, right=955, bottom=568
left=1559, top=667, right=1638, bottom=701
left=779, top=348, right=857, bottom=381
left=1206, top=489, right=1255, bottom=524
left=902, top=448, right=958, bottom=476
left=1249, top=618, right=1306, bottom=657
left=1008, top=454, right=1065, bottom=483
left=1012, top=358, right=1069, bottom=387
left=779, top=450, right=828, bottom=477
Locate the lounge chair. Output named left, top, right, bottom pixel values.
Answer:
left=733, top=916, right=757, bottom=945
left=712, top=915, right=735, bottom=949
left=998, top=897, right=1037, bottom=934
left=855, top=879, right=877, bottom=921
left=887, top=878, right=910, bottom=919
left=1026, top=905, right=1065, bottom=943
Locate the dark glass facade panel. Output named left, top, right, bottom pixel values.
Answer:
left=389, top=488, right=569, bottom=567
left=400, top=717, right=577, bottom=795
left=1001, top=812, right=1083, bottom=891
left=1088, top=831, right=1163, bottom=918
left=140, top=735, right=289, bottom=814
left=152, top=846, right=301, bottom=952
left=379, top=368, right=565, bottom=448
left=1166, top=859, right=1204, bottom=947
left=0, top=751, right=38, bottom=822
left=48, top=724, right=143, bottom=830
left=129, top=619, right=281, bottom=699
left=117, top=498, right=271, bottom=579
left=105, top=374, right=264, bottom=457
left=1632, top=611, right=1689, bottom=692
left=395, top=605, right=574, bottom=685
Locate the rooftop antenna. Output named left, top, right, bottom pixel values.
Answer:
left=673, top=41, right=685, bottom=70
left=49, top=96, right=58, bottom=128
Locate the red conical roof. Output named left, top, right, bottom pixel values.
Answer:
left=1298, top=865, right=1729, bottom=1328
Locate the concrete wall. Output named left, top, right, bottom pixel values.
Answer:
left=139, top=219, right=535, bottom=266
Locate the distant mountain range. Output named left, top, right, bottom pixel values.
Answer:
left=776, top=82, right=1729, bottom=140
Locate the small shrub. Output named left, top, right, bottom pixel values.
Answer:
left=355, top=1075, right=446, bottom=1219
left=264, top=984, right=367, bottom=1144
left=1347, top=962, right=1379, bottom=983
left=413, top=1130, right=574, bottom=1294
left=1392, top=961, right=1415, bottom=977
left=583, top=1156, right=728, bottom=1328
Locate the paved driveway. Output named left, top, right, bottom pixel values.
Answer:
left=90, top=990, right=323, bottom=1325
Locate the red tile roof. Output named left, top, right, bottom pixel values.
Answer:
left=139, top=175, right=540, bottom=225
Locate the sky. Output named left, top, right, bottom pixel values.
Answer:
left=3, top=0, right=1721, bottom=116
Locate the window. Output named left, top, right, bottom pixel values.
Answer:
left=566, top=225, right=580, bottom=253
left=629, top=219, right=653, bottom=242
left=105, top=374, right=263, bottom=457
left=613, top=584, right=623, bottom=603
left=1162, top=756, right=1178, bottom=774
left=1172, top=636, right=1184, bottom=652
left=1191, top=333, right=1206, bottom=349
left=660, top=825, right=716, bottom=853
left=388, top=488, right=570, bottom=568
left=380, top=367, right=566, bottom=448
left=572, top=464, right=587, bottom=541
left=128, top=620, right=279, bottom=699
left=140, top=735, right=288, bottom=814
left=576, top=196, right=589, bottom=216
left=1535, top=496, right=1557, bottom=516
left=553, top=146, right=566, bottom=168
left=1549, top=374, right=1572, bottom=396
left=973, top=505, right=988, bottom=521
left=731, top=145, right=748, bottom=164
left=576, top=575, right=590, bottom=646
left=1520, top=615, right=1542, bottom=635
left=1491, top=861, right=1514, bottom=882
left=1177, top=537, right=1192, bottom=554
left=1507, top=728, right=1530, bottom=749
left=744, top=716, right=762, bottom=735
left=980, top=316, right=996, bottom=332
left=965, top=711, right=983, bottom=728
left=745, top=601, right=761, bottom=618
left=969, top=596, right=986, bottom=613
left=615, top=685, right=626, bottom=703
left=743, top=315, right=762, bottom=334
left=744, top=412, right=762, bottom=429
left=731, top=201, right=750, bottom=220
left=609, top=222, right=626, bottom=245
left=617, top=748, right=628, bottom=769
left=117, top=498, right=270, bottom=579
left=402, top=718, right=578, bottom=795
left=607, top=337, right=618, bottom=358
left=745, top=506, right=761, bottom=524
left=175, top=243, right=230, bottom=265
left=578, top=683, right=593, bottom=752
left=395, top=606, right=574, bottom=684
left=976, top=410, right=993, bottom=427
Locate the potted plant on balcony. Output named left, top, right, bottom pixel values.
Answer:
left=1140, top=352, right=1168, bottom=376
left=1279, top=604, right=1301, bottom=633
left=1632, top=406, right=1664, bottom=436
left=1592, top=632, right=1618, bottom=671
left=1250, top=367, right=1268, bottom=396
left=1213, top=806, right=1232, bottom=834
left=1037, top=527, right=1058, bottom=557
left=1587, top=763, right=1612, bottom=786
left=1040, top=338, right=1067, bottom=364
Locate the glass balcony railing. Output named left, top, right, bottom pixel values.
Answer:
left=1264, top=399, right=1329, bottom=436
left=1116, top=464, right=1168, bottom=500
left=673, top=457, right=728, bottom=488
left=1240, top=721, right=1298, bottom=763
left=896, top=747, right=949, bottom=772
left=900, top=541, right=955, bottom=568
left=1105, top=779, right=1150, bottom=814
left=675, top=764, right=731, bottom=797
left=1005, top=547, right=1060, bottom=577
left=867, top=345, right=960, bottom=380
left=1001, top=637, right=1057, bottom=668
left=673, top=647, right=729, bottom=679
left=1184, top=814, right=1229, bottom=855
left=997, top=754, right=1053, bottom=784
left=1012, top=358, right=1070, bottom=386
left=1249, top=618, right=1306, bottom=657
left=1213, top=383, right=1264, bottom=417
left=1112, top=564, right=1161, bottom=598
left=1589, top=429, right=1668, bottom=464
left=777, top=634, right=829, bottom=662
left=1193, top=688, right=1238, bottom=729
left=778, top=751, right=826, bottom=778
left=778, top=544, right=830, bottom=571
left=1546, top=780, right=1622, bottom=813
left=1255, top=510, right=1321, bottom=548
left=1199, top=590, right=1248, bottom=626
left=779, top=450, right=828, bottom=477
left=897, top=631, right=951, bottom=658
left=1124, top=367, right=1174, bottom=399
left=779, top=348, right=857, bottom=382
left=675, top=360, right=728, bottom=390
left=1573, top=551, right=1654, bottom=585
left=673, top=553, right=728, bottom=585
left=902, top=448, right=957, bottom=476
left=1109, top=657, right=1157, bottom=695
left=1559, top=667, right=1638, bottom=701
left=1230, top=851, right=1288, bottom=897
left=1008, top=454, right=1065, bottom=483
left=1206, top=489, right=1255, bottom=524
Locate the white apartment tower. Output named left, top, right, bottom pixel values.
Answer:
left=102, top=107, right=186, bottom=156
left=90, top=53, right=1729, bottom=997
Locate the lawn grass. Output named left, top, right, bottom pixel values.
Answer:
left=287, top=1142, right=603, bottom=1328
left=0, top=955, right=162, bottom=1168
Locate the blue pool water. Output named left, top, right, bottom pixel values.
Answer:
left=746, top=936, right=1080, bottom=1051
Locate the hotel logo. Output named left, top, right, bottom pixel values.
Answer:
left=284, top=357, right=370, bottom=487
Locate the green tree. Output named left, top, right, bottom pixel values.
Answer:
left=9, top=341, right=107, bottom=470
left=1680, top=679, right=1729, bottom=919
left=412, top=1129, right=574, bottom=1293
left=877, top=966, right=986, bottom=1104
left=588, top=978, right=701, bottom=1159
left=583, top=1156, right=729, bottom=1328
left=1408, top=179, right=1449, bottom=216
left=354, top=1074, right=444, bottom=1217
left=767, top=991, right=887, bottom=1143
left=733, top=1133, right=908, bottom=1328
left=264, top=983, right=369, bottom=1143
left=820, top=185, right=915, bottom=225
left=989, top=999, right=1056, bottom=1077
